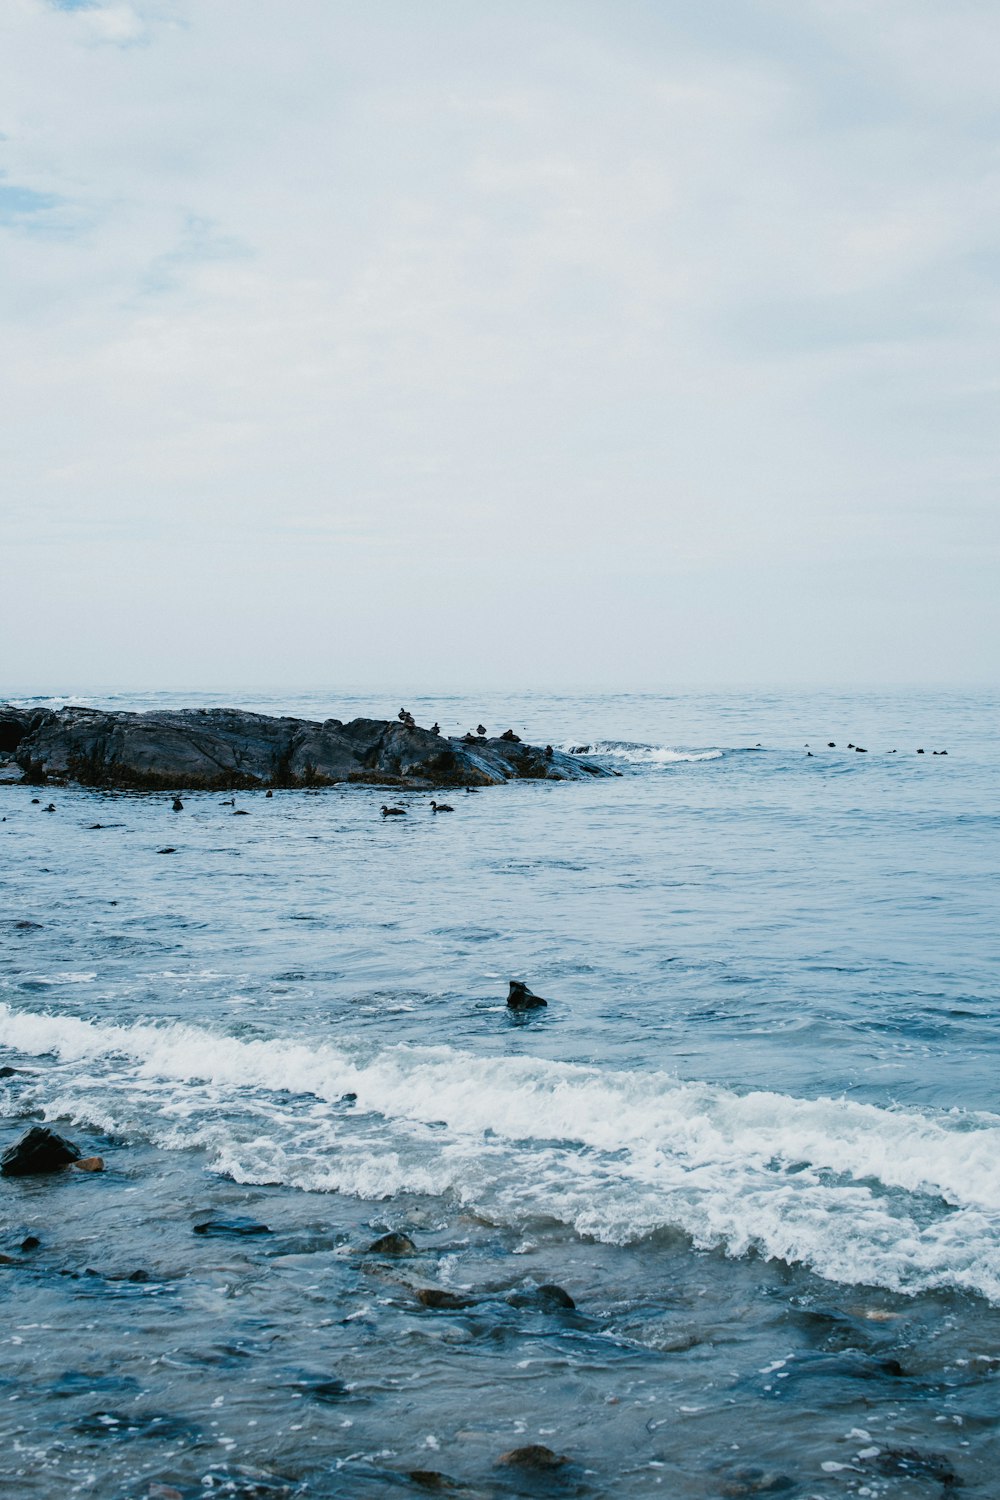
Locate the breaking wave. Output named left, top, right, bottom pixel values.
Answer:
left=3, top=1004, right=998, bottom=1302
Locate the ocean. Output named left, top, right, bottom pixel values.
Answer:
left=1, top=687, right=998, bottom=1499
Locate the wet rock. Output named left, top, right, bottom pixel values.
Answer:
left=406, top=1472, right=457, bottom=1491
left=193, top=1217, right=271, bottom=1237
left=368, top=1231, right=417, bottom=1255
left=416, top=1287, right=476, bottom=1310
left=12, top=704, right=609, bottom=790
left=1, top=1125, right=82, bottom=1176
left=719, top=1469, right=795, bottom=1497
left=20, top=1235, right=41, bottom=1251
left=0, top=1065, right=23, bottom=1077
left=506, top=1282, right=576, bottom=1311
left=73, top=1155, right=105, bottom=1173
left=873, top=1447, right=960, bottom=1486
left=307, top=1377, right=351, bottom=1404
left=496, top=1445, right=568, bottom=1471
left=507, top=980, right=547, bottom=1010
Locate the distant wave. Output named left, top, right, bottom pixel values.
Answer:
left=3, top=1004, right=998, bottom=1303
left=566, top=739, right=725, bottom=765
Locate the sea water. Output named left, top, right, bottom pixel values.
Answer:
left=1, top=688, right=997, bottom=1498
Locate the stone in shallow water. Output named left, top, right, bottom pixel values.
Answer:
left=416, top=1287, right=476, bottom=1310
left=1, top=1125, right=81, bottom=1176
left=368, top=1230, right=417, bottom=1255
left=496, top=1445, right=568, bottom=1470
left=193, top=1217, right=271, bottom=1237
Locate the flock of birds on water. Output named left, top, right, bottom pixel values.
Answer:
left=15, top=713, right=952, bottom=828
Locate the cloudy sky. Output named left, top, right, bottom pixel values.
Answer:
left=2, top=0, right=997, bottom=690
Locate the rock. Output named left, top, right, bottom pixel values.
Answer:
left=496, top=1445, right=568, bottom=1471
left=507, top=980, right=547, bottom=1010
left=20, top=1235, right=41, bottom=1251
left=193, top=1218, right=271, bottom=1237
left=406, top=1472, right=455, bottom=1491
left=73, top=1156, right=105, bottom=1173
left=1, top=1126, right=82, bottom=1176
left=0, top=1065, right=22, bottom=1078
left=9, top=704, right=610, bottom=791
left=536, top=1283, right=576, bottom=1309
left=368, top=1231, right=417, bottom=1255
left=506, top=1282, right=576, bottom=1311
left=416, top=1287, right=476, bottom=1310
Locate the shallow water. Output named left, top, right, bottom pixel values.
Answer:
left=1, top=688, right=998, bottom=1498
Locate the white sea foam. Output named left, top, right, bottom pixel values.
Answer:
left=2, top=1003, right=999, bottom=1301
left=567, top=739, right=724, bottom=765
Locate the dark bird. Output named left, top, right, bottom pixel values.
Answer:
left=220, top=797, right=235, bottom=806
left=507, top=980, right=547, bottom=1010
left=234, top=809, right=249, bottom=815
left=917, top=748, right=925, bottom=754
left=381, top=804, right=406, bottom=817
left=847, top=743, right=855, bottom=750
left=265, top=789, right=273, bottom=797
left=43, top=803, right=55, bottom=812
left=828, top=742, right=836, bottom=748
left=172, top=797, right=184, bottom=811
left=430, top=722, right=440, bottom=735
left=398, top=708, right=416, bottom=727
left=855, top=746, right=867, bottom=753
left=430, top=801, right=454, bottom=813
left=477, top=724, right=487, bottom=737
left=500, top=728, right=521, bottom=742
left=544, top=745, right=554, bottom=759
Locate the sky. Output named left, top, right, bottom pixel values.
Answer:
left=1, top=0, right=998, bottom=691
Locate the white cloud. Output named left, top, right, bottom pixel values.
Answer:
left=0, top=0, right=997, bottom=686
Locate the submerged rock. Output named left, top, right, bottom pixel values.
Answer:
left=415, top=1287, right=476, bottom=1310
left=496, top=1445, right=568, bottom=1470
left=8, top=704, right=609, bottom=791
left=506, top=1282, right=576, bottom=1311
left=193, top=1218, right=271, bottom=1237
left=368, top=1231, right=417, bottom=1256
left=1, top=1126, right=82, bottom=1177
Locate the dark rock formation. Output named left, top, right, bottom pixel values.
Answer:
left=496, top=1445, right=568, bottom=1470
left=506, top=1282, right=576, bottom=1310
left=192, top=1218, right=271, bottom=1237
left=415, top=1287, right=476, bottom=1310
left=1, top=1125, right=82, bottom=1176
left=367, top=1231, right=417, bottom=1256
left=6, top=705, right=609, bottom=791
left=507, top=980, right=548, bottom=1010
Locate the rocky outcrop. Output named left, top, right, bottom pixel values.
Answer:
left=1, top=1125, right=82, bottom=1176
left=6, top=705, right=608, bottom=790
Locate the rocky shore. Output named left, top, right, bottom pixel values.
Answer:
left=0, top=704, right=610, bottom=791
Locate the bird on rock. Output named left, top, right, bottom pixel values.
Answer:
left=477, top=724, right=487, bottom=737
left=507, top=980, right=547, bottom=1010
